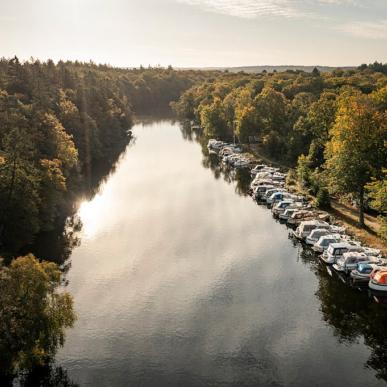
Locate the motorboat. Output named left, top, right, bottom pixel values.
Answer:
left=207, top=139, right=226, bottom=151
left=369, top=268, right=387, bottom=292
left=279, top=207, right=300, bottom=221
left=262, top=188, right=286, bottom=202
left=350, top=263, right=379, bottom=285
left=320, top=242, right=364, bottom=265
left=306, top=228, right=335, bottom=246
left=292, top=220, right=330, bottom=241
left=272, top=200, right=294, bottom=216
left=312, top=234, right=343, bottom=253
left=253, top=184, right=275, bottom=199
left=333, top=252, right=382, bottom=274
left=250, top=164, right=266, bottom=176
left=287, top=210, right=315, bottom=225
left=266, top=191, right=291, bottom=206
left=287, top=210, right=330, bottom=226
left=233, top=158, right=250, bottom=169
left=223, top=154, right=240, bottom=165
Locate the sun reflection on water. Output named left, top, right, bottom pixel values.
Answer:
left=78, top=192, right=111, bottom=239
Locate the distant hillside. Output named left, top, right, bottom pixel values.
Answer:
left=186, top=65, right=356, bottom=73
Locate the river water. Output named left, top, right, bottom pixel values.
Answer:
left=56, top=119, right=387, bottom=387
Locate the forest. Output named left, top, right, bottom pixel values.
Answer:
left=0, top=57, right=216, bottom=381
left=172, top=64, right=387, bottom=239
left=0, top=57, right=386, bottom=381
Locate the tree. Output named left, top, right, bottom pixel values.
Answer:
left=0, top=254, right=75, bottom=377
left=199, top=98, right=230, bottom=138
left=0, top=126, right=41, bottom=251
left=254, top=87, right=288, bottom=135
left=234, top=105, right=259, bottom=143
left=366, top=169, right=387, bottom=241
left=325, top=93, right=387, bottom=226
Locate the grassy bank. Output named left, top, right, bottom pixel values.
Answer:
left=247, top=145, right=387, bottom=255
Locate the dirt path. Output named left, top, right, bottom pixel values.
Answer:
left=246, top=145, right=387, bottom=255
left=329, top=199, right=386, bottom=255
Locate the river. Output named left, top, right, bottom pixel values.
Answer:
left=56, top=119, right=387, bottom=387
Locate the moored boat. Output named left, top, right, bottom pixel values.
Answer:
left=350, top=263, right=378, bottom=285
left=369, top=268, right=387, bottom=292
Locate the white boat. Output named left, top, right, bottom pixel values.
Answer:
left=233, top=158, right=250, bottom=169
left=350, top=263, right=379, bottom=285
left=266, top=191, right=291, bottom=205
left=262, top=188, right=286, bottom=202
left=279, top=207, right=300, bottom=221
left=287, top=210, right=317, bottom=226
left=250, top=164, right=266, bottom=176
left=333, top=252, right=382, bottom=274
left=272, top=200, right=294, bottom=216
left=320, top=242, right=364, bottom=265
left=305, top=228, right=335, bottom=246
left=292, top=220, right=330, bottom=240
left=312, top=234, right=343, bottom=253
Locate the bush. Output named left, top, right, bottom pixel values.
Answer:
left=378, top=216, right=387, bottom=242
left=316, top=187, right=331, bottom=209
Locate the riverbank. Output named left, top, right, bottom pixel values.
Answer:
left=246, top=144, right=387, bottom=255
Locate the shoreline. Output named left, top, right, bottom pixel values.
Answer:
left=245, top=143, right=387, bottom=255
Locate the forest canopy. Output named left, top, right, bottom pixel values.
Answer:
left=172, top=64, right=387, bottom=233
left=0, top=57, right=217, bottom=258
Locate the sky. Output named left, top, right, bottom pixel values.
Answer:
left=0, top=0, right=387, bottom=67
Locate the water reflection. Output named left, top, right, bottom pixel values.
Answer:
left=1, top=130, right=134, bottom=384
left=184, top=121, right=387, bottom=384
left=54, top=120, right=386, bottom=386
left=181, top=124, right=252, bottom=197
left=316, top=264, right=387, bottom=381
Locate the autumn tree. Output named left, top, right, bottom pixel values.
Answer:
left=0, top=254, right=75, bottom=377
left=366, top=169, right=387, bottom=241
left=199, top=98, right=230, bottom=138
left=325, top=93, right=387, bottom=226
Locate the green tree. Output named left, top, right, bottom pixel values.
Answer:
left=0, top=126, right=41, bottom=251
left=366, top=169, right=387, bottom=241
left=0, top=254, right=75, bottom=376
left=199, top=97, right=230, bottom=138
left=234, top=105, right=259, bottom=143
left=325, top=93, right=387, bottom=226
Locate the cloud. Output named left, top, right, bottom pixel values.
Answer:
left=176, top=0, right=362, bottom=20
left=338, top=20, right=387, bottom=39
left=176, top=0, right=307, bottom=19
left=318, top=0, right=355, bottom=4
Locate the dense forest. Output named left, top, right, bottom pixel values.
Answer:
left=0, top=57, right=217, bottom=381
left=0, top=57, right=386, bottom=381
left=0, top=57, right=217, bottom=258
left=172, top=64, right=387, bottom=238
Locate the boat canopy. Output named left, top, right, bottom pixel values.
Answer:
left=374, top=271, right=387, bottom=285
left=357, top=263, right=374, bottom=274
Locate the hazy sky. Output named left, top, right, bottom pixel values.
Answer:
left=1, top=0, right=387, bottom=67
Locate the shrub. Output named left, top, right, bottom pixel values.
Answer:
left=316, top=187, right=331, bottom=209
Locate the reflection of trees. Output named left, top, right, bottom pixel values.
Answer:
left=180, top=123, right=251, bottom=197
left=181, top=120, right=387, bottom=383
left=294, top=243, right=387, bottom=381
left=315, top=263, right=387, bottom=381
left=1, top=364, right=79, bottom=387
left=2, top=130, right=134, bottom=384
left=20, top=216, right=81, bottom=272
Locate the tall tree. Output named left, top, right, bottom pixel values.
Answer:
left=0, top=254, right=75, bottom=376
left=325, top=93, right=387, bottom=226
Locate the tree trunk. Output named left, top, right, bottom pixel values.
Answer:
left=359, top=186, right=365, bottom=227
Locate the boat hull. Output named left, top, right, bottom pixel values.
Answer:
left=369, top=280, right=387, bottom=292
